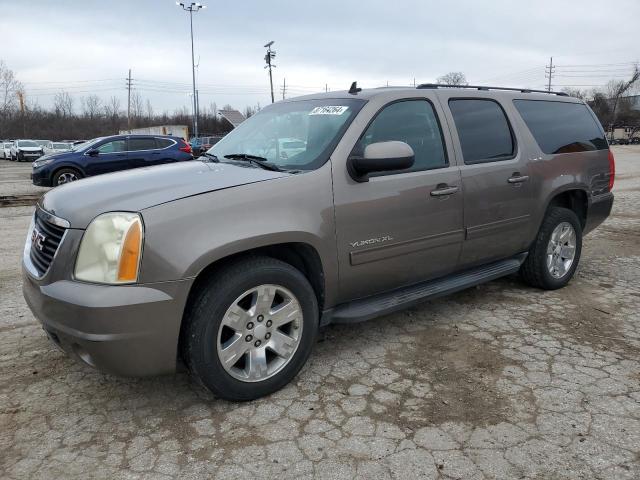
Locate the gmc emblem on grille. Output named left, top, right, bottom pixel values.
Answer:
left=31, top=228, right=46, bottom=252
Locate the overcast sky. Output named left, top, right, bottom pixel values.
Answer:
left=2, top=0, right=639, bottom=114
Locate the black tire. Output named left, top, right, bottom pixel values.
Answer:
left=52, top=168, right=82, bottom=186
left=181, top=256, right=319, bottom=401
left=520, top=207, right=582, bottom=290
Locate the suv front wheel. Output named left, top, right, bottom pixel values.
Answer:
left=521, top=206, right=583, bottom=290
left=182, top=257, right=319, bottom=401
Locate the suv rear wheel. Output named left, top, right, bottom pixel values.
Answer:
left=520, top=206, right=583, bottom=290
left=182, top=257, right=319, bottom=401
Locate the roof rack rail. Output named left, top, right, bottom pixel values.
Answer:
left=416, top=84, right=568, bottom=96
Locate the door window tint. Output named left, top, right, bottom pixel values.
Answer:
left=97, top=140, right=125, bottom=153
left=156, top=138, right=173, bottom=148
left=357, top=100, right=447, bottom=173
left=449, top=99, right=514, bottom=164
left=128, top=137, right=157, bottom=151
left=513, top=100, right=607, bottom=154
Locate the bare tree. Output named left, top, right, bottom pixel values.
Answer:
left=145, top=99, right=154, bottom=122
left=604, top=65, right=640, bottom=139
left=53, top=91, right=74, bottom=117
left=81, top=94, right=102, bottom=119
left=130, top=91, right=144, bottom=123
left=104, top=95, right=121, bottom=118
left=0, top=60, right=22, bottom=114
left=560, top=88, right=586, bottom=100
left=436, top=72, right=468, bottom=86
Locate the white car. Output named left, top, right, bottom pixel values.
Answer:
left=44, top=141, right=73, bottom=155
left=10, top=140, right=44, bottom=162
left=1, top=141, right=13, bottom=159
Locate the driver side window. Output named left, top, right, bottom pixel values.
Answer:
left=97, top=140, right=126, bottom=154
left=357, top=100, right=448, bottom=174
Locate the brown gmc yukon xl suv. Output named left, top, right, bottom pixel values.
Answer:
left=23, top=84, right=614, bottom=400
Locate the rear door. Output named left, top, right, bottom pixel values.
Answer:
left=440, top=95, right=535, bottom=267
left=127, top=136, right=159, bottom=168
left=332, top=96, right=464, bottom=301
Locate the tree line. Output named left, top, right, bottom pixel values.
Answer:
left=2, top=59, right=639, bottom=141
left=0, top=61, right=258, bottom=141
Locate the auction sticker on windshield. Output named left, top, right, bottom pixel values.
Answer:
left=309, top=106, right=349, bottom=115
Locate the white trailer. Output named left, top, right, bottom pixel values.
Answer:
left=120, top=125, right=189, bottom=140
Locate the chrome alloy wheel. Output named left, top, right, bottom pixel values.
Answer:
left=216, top=284, right=303, bottom=382
left=57, top=172, right=78, bottom=184
left=546, top=221, right=577, bottom=279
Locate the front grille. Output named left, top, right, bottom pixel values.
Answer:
left=29, top=209, right=66, bottom=276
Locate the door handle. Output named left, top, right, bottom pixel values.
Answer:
left=430, top=184, right=459, bottom=197
left=508, top=174, right=529, bottom=184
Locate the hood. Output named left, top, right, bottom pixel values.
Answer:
left=38, top=150, right=72, bottom=161
left=18, top=146, right=42, bottom=152
left=41, top=160, right=290, bottom=228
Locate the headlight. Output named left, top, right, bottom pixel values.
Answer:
left=74, top=212, right=143, bottom=284
left=33, top=158, right=54, bottom=168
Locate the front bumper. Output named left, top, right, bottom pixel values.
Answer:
left=22, top=266, right=193, bottom=377
left=31, top=167, right=51, bottom=186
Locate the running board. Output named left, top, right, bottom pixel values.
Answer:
left=321, top=253, right=527, bottom=325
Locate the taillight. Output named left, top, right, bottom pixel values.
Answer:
left=608, top=149, right=615, bottom=191
left=179, top=140, right=192, bottom=154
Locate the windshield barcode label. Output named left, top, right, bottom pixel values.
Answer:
left=309, top=106, right=349, bottom=115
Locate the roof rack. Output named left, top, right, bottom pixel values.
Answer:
left=416, top=84, right=568, bottom=96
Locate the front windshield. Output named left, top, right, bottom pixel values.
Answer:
left=208, top=98, right=365, bottom=170
left=18, top=140, right=39, bottom=148
left=53, top=143, right=70, bottom=149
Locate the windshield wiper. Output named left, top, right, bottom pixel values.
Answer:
left=201, top=152, right=219, bottom=162
left=223, top=153, right=283, bottom=172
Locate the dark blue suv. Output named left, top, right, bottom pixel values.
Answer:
left=31, top=134, right=193, bottom=187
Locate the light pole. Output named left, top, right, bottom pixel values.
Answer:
left=264, top=41, right=276, bottom=104
left=176, top=1, right=205, bottom=140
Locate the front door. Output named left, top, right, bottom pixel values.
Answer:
left=442, top=96, right=534, bottom=267
left=333, top=98, right=464, bottom=302
left=86, top=138, right=128, bottom=176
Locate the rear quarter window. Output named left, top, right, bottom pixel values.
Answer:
left=513, top=100, right=607, bottom=154
left=156, top=138, right=174, bottom=148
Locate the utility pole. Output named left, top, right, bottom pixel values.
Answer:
left=17, top=90, right=25, bottom=137
left=177, top=2, right=206, bottom=139
left=196, top=89, right=200, bottom=132
left=264, top=41, right=276, bottom=103
left=325, top=83, right=328, bottom=93
left=281, top=78, right=287, bottom=100
left=126, top=69, right=132, bottom=133
left=545, top=57, right=555, bottom=92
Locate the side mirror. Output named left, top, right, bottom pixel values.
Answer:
left=347, top=141, right=414, bottom=182
left=87, top=148, right=99, bottom=156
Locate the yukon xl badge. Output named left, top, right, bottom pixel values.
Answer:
left=350, top=235, right=393, bottom=248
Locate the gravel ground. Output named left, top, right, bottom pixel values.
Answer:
left=1, top=147, right=639, bottom=479
left=0, top=159, right=49, bottom=197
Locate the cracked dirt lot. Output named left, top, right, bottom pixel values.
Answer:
left=1, top=147, right=639, bottom=479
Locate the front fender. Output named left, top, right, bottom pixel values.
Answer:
left=138, top=165, right=339, bottom=306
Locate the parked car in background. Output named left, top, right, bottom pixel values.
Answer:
left=1, top=141, right=14, bottom=159
left=10, top=140, right=44, bottom=162
left=31, top=134, right=193, bottom=186
left=34, top=140, right=50, bottom=148
left=191, top=136, right=223, bottom=156
left=44, top=141, right=73, bottom=155
left=22, top=86, right=614, bottom=401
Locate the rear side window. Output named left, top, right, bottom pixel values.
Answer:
left=513, top=100, right=607, bottom=154
left=357, top=99, right=448, bottom=173
left=128, top=137, right=157, bottom=151
left=156, top=138, right=174, bottom=148
left=449, top=99, right=515, bottom=164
